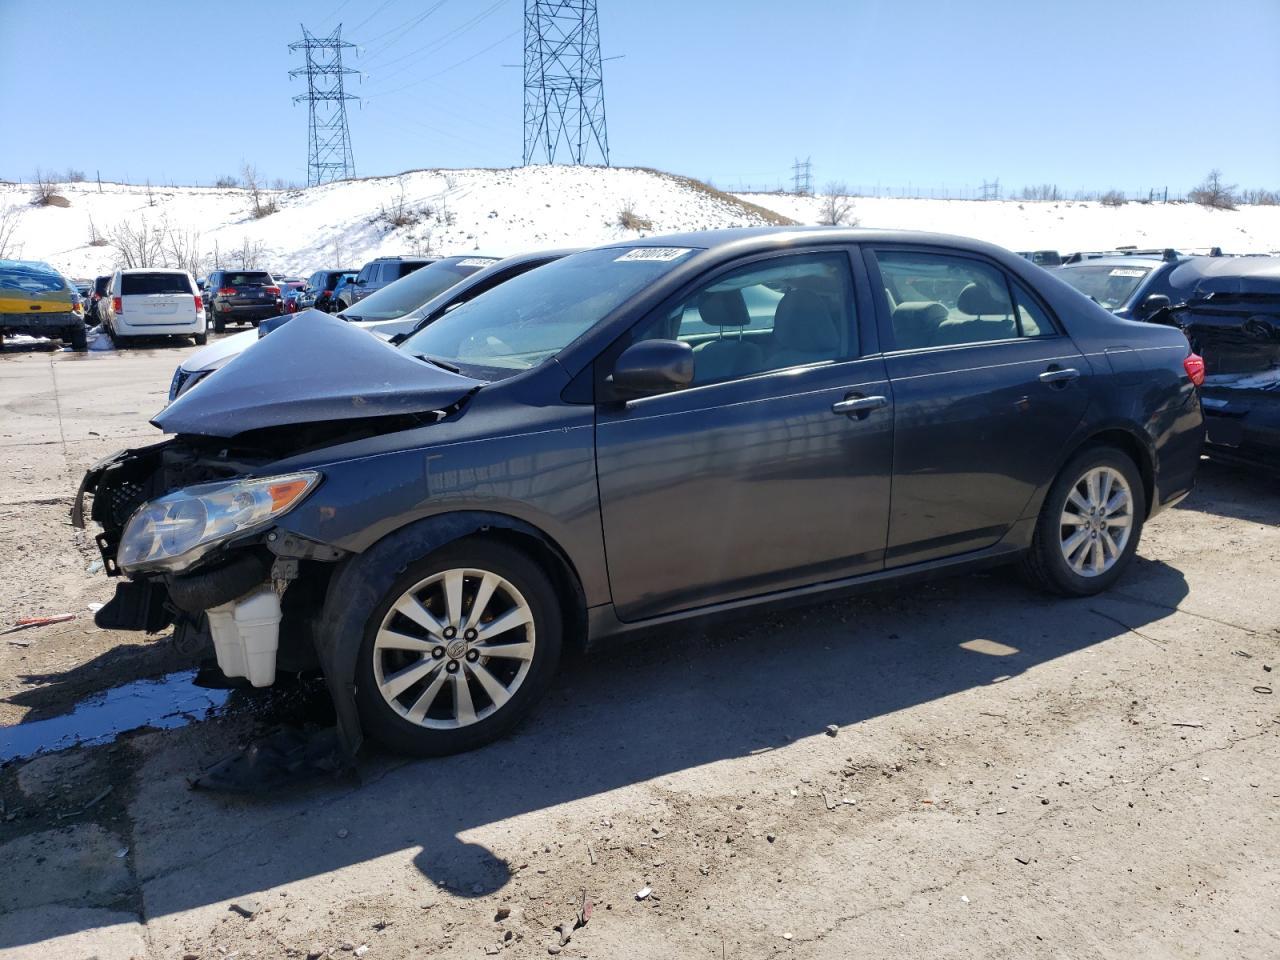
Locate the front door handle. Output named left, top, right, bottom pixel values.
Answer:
left=831, top=394, right=888, bottom=417
left=1039, top=366, right=1080, bottom=385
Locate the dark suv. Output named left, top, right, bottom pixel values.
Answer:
left=303, top=268, right=358, bottom=313
left=338, top=257, right=435, bottom=311
left=204, top=270, right=281, bottom=332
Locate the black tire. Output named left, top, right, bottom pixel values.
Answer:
left=67, top=324, right=87, bottom=352
left=354, top=539, right=563, bottom=757
left=1020, top=445, right=1146, bottom=597
left=213, top=315, right=226, bottom=333
left=194, top=332, right=208, bottom=346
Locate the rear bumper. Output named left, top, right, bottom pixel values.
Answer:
left=115, top=316, right=204, bottom=336
left=0, top=310, right=82, bottom=334
left=1202, top=390, right=1280, bottom=472
left=217, top=303, right=280, bottom=321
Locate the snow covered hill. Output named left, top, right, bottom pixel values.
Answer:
left=3, top=165, right=1279, bottom=282
left=0, top=167, right=789, bottom=279
left=737, top=192, right=1280, bottom=256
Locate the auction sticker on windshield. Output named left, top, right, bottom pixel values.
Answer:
left=1109, top=268, right=1147, bottom=278
left=457, top=258, right=499, bottom=267
left=615, top=248, right=694, bottom=263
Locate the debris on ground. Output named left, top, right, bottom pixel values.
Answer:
left=230, top=898, right=261, bottom=918
left=3, top=613, right=75, bottom=634
left=495, top=907, right=511, bottom=922
left=825, top=724, right=839, bottom=737
left=636, top=886, right=652, bottom=900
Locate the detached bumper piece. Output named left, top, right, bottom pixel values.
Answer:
left=95, top=580, right=174, bottom=633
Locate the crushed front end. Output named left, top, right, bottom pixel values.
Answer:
left=73, top=438, right=346, bottom=687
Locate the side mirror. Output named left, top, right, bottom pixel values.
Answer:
left=1138, top=293, right=1171, bottom=320
left=609, top=339, right=694, bottom=401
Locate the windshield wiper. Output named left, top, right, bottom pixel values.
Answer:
left=416, top=354, right=462, bottom=373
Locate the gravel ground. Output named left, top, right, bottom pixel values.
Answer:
left=0, top=341, right=1276, bottom=960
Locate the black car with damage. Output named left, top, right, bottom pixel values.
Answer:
left=73, top=228, right=1205, bottom=759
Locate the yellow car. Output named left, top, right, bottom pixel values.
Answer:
left=0, top=259, right=87, bottom=351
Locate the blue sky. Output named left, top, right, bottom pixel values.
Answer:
left=2, top=0, right=1277, bottom=195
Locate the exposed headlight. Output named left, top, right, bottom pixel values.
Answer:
left=118, top=472, right=320, bottom=574
left=168, top=352, right=238, bottom=402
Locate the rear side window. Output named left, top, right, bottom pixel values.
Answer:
left=121, top=273, right=193, bottom=295
left=398, top=261, right=427, bottom=279
left=875, top=251, right=1047, bottom=349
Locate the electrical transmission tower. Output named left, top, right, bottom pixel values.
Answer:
left=980, top=178, right=1001, bottom=201
left=791, top=157, right=813, bottom=195
left=523, top=0, right=610, bottom=166
left=289, top=24, right=359, bottom=186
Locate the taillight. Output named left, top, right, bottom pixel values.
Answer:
left=321, top=289, right=333, bottom=297
left=265, top=286, right=280, bottom=297
left=91, top=292, right=101, bottom=301
left=194, top=295, right=204, bottom=313
left=112, top=296, right=122, bottom=313
left=1183, top=353, right=1205, bottom=387
left=218, top=287, right=237, bottom=295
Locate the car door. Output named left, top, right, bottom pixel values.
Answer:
left=866, top=247, right=1091, bottom=567
left=594, top=247, right=893, bottom=621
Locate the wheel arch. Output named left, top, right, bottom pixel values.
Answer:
left=1050, top=424, right=1157, bottom=519
left=314, top=510, right=588, bottom=756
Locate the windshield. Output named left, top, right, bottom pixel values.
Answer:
left=1057, top=264, right=1152, bottom=310
left=343, top=257, right=497, bottom=322
left=398, top=246, right=698, bottom=380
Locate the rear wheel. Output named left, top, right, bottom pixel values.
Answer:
left=354, top=540, right=563, bottom=757
left=1020, top=446, right=1145, bottom=596
left=194, top=332, right=208, bottom=346
left=67, top=324, right=87, bottom=352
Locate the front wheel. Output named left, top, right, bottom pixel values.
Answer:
left=1020, top=446, right=1146, bottom=596
left=354, top=540, right=563, bottom=756
left=212, top=315, right=226, bottom=333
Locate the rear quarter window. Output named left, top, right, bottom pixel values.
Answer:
left=120, top=273, right=193, bottom=295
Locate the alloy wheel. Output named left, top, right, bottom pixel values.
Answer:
left=1058, top=466, right=1133, bottom=577
left=372, top=568, right=536, bottom=729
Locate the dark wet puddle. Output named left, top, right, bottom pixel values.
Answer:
left=1, top=670, right=230, bottom=764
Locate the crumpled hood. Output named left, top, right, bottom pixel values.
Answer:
left=153, top=310, right=480, bottom=438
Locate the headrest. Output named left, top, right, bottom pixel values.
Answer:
left=956, top=283, right=1010, bottom=317
left=890, top=301, right=948, bottom=349
left=697, top=289, right=751, bottom=327
left=773, top=289, right=839, bottom=351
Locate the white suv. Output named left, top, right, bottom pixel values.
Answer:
left=101, top=269, right=207, bottom=345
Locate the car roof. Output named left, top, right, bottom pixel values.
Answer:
left=592, top=225, right=1028, bottom=264
left=119, top=267, right=191, bottom=274
left=1060, top=256, right=1168, bottom=269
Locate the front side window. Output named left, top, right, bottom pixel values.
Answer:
left=876, top=251, right=1047, bottom=349
left=633, top=252, right=857, bottom=386
left=398, top=246, right=698, bottom=381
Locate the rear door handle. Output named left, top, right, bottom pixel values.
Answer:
left=831, top=394, right=888, bottom=417
left=1039, top=367, right=1080, bottom=385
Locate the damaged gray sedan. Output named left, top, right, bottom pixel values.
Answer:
left=74, top=228, right=1205, bottom=757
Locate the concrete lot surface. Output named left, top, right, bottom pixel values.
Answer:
left=0, top=340, right=1277, bottom=959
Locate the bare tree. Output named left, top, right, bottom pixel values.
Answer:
left=108, top=216, right=165, bottom=268
left=241, top=163, right=277, bottom=218
left=86, top=215, right=108, bottom=247
left=162, top=224, right=203, bottom=276
left=1021, top=183, right=1061, bottom=201
left=818, top=182, right=857, bottom=226
left=232, top=236, right=265, bottom=269
left=1189, top=169, right=1237, bottom=210
left=30, top=168, right=58, bottom=206
left=0, top=204, right=24, bottom=259
left=145, top=178, right=156, bottom=207
left=1100, top=190, right=1127, bottom=207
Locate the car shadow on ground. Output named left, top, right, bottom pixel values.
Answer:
left=0, top=555, right=1192, bottom=947
left=1174, top=457, right=1277, bottom=524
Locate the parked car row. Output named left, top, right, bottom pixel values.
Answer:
left=79, top=226, right=1208, bottom=760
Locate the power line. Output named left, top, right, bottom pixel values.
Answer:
left=358, top=0, right=450, bottom=65
left=348, top=0, right=397, bottom=35
left=369, top=27, right=520, bottom=99
left=523, top=0, right=610, bottom=166
left=289, top=24, right=360, bottom=186
left=361, top=0, right=511, bottom=93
